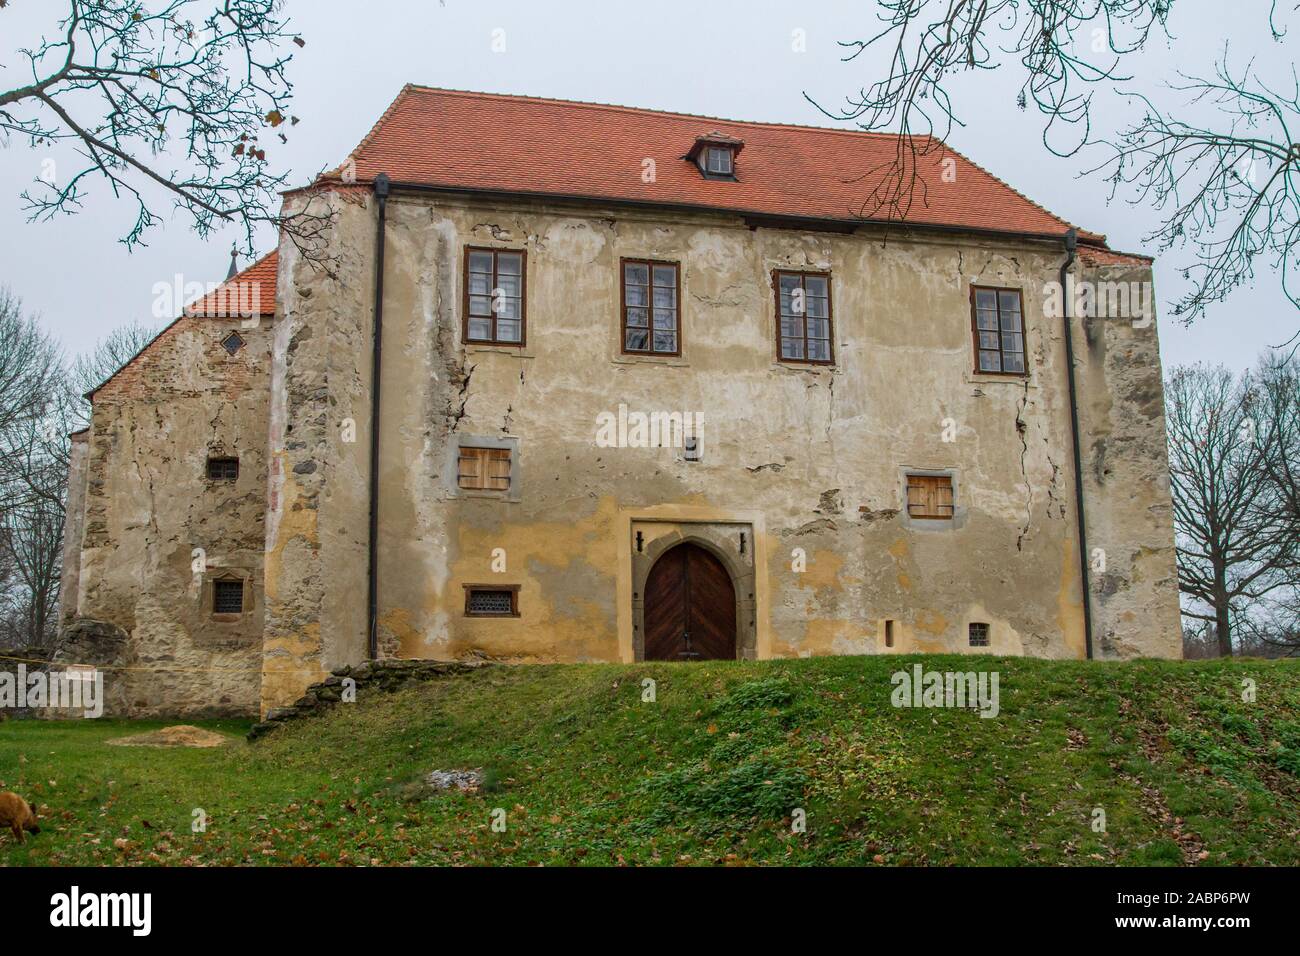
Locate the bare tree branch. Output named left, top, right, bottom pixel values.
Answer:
left=1166, top=358, right=1300, bottom=655
left=0, top=0, right=329, bottom=259
left=1086, top=55, right=1300, bottom=324
left=827, top=3, right=1300, bottom=335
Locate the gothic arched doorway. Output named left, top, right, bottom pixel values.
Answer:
left=643, top=542, right=737, bottom=660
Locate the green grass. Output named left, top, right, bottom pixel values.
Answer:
left=1, top=655, right=1297, bottom=866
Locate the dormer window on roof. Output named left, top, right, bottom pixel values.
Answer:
left=687, top=131, right=743, bottom=180
left=705, top=146, right=732, bottom=176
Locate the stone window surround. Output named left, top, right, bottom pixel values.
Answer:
left=898, top=466, right=966, bottom=530
left=206, top=570, right=253, bottom=623
left=442, top=434, right=521, bottom=503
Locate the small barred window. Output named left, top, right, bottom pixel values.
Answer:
left=464, top=586, right=519, bottom=617
left=207, top=457, right=239, bottom=481
left=969, top=622, right=990, bottom=647
left=214, top=580, right=244, bottom=614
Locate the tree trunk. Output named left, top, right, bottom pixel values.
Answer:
left=1214, top=587, right=1233, bottom=657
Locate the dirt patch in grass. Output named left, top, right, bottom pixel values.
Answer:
left=105, top=725, right=233, bottom=748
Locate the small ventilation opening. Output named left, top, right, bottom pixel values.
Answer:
left=214, top=579, right=244, bottom=614
left=464, top=585, right=519, bottom=617
left=968, top=622, right=990, bottom=647
left=207, top=457, right=239, bottom=481
left=884, top=619, right=895, bottom=648
left=221, top=331, right=245, bottom=355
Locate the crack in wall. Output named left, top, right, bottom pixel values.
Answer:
left=1043, top=445, right=1065, bottom=520
left=1015, top=378, right=1033, bottom=551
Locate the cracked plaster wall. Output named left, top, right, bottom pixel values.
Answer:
left=259, top=189, right=1180, bottom=713
left=70, top=311, right=270, bottom=717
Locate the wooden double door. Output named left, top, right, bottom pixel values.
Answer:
left=643, top=543, right=736, bottom=661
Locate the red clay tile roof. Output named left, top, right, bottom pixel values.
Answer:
left=87, top=252, right=276, bottom=400
left=333, top=86, right=1134, bottom=252
left=1077, top=245, right=1153, bottom=267
left=185, top=251, right=278, bottom=318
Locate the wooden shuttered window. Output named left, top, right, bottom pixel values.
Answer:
left=906, top=474, right=954, bottom=520
left=458, top=446, right=511, bottom=491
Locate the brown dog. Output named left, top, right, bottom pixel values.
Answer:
left=0, top=792, right=40, bottom=842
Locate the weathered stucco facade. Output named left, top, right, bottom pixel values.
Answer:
left=61, top=282, right=275, bottom=717
left=60, top=88, right=1182, bottom=718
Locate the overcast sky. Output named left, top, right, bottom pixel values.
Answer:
left=1, top=0, right=1294, bottom=372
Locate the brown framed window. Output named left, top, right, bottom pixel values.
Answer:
left=968, top=622, right=990, bottom=647
left=775, top=271, right=833, bottom=364
left=464, top=584, right=520, bottom=617
left=906, top=474, right=954, bottom=520
left=206, top=457, right=239, bottom=481
left=621, top=259, right=680, bottom=355
left=458, top=446, right=511, bottom=492
left=213, top=579, right=244, bottom=614
left=971, top=286, right=1025, bottom=374
left=464, top=247, right=526, bottom=345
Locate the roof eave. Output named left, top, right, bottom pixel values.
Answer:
left=377, top=178, right=1099, bottom=247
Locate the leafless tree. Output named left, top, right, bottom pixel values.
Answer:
left=826, top=2, right=1300, bottom=331
left=1257, top=351, right=1300, bottom=525
left=0, top=0, right=330, bottom=259
left=0, top=287, right=66, bottom=647
left=68, top=319, right=159, bottom=403
left=0, top=287, right=60, bottom=441
left=0, top=290, right=156, bottom=647
left=1245, top=352, right=1300, bottom=654
left=818, top=1, right=1171, bottom=219
left=1087, top=57, right=1300, bottom=326
left=0, top=472, right=65, bottom=648
left=1166, top=359, right=1300, bottom=655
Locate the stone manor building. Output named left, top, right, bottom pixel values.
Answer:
left=58, top=87, right=1182, bottom=717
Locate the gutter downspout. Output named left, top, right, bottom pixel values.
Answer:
left=1060, top=227, right=1094, bottom=659
left=366, top=173, right=390, bottom=661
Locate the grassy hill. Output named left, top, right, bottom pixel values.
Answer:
left=1, top=655, right=1297, bottom=866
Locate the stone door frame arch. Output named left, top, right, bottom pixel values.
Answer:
left=631, top=521, right=757, bottom=661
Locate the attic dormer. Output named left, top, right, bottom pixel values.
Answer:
left=686, top=131, right=744, bottom=180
